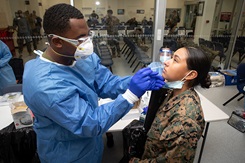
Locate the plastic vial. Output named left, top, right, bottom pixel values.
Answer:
left=139, top=107, right=148, bottom=122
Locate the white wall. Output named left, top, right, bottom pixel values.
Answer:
left=73, top=0, right=185, bottom=25
left=195, top=0, right=217, bottom=42
left=167, top=0, right=186, bottom=26
left=219, top=0, right=235, bottom=30
left=0, top=0, right=13, bottom=28
left=0, top=0, right=236, bottom=38
left=8, top=0, right=26, bottom=18
left=0, top=0, right=71, bottom=27
left=74, top=0, right=154, bottom=23
left=0, top=0, right=188, bottom=28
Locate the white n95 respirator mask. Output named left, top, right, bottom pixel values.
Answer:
left=74, top=37, right=94, bottom=60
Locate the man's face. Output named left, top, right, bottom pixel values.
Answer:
left=159, top=48, right=171, bottom=56
left=107, top=12, right=112, bottom=17
left=58, top=18, right=90, bottom=57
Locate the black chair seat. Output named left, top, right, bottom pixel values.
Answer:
left=8, top=58, right=24, bottom=84
left=100, top=54, right=112, bottom=59
left=101, top=59, right=113, bottom=66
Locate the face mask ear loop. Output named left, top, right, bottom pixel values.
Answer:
left=50, top=46, right=74, bottom=58
left=181, top=70, right=193, bottom=82
left=55, top=39, right=79, bottom=54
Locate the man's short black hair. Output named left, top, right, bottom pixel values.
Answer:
left=43, top=3, right=84, bottom=35
left=17, top=10, right=22, bottom=14
left=107, top=9, right=113, bottom=15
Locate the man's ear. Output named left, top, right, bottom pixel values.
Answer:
left=51, top=37, right=63, bottom=48
left=186, top=70, right=198, bottom=80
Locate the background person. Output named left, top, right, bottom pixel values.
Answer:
left=168, top=10, right=180, bottom=35
left=22, top=3, right=165, bottom=162
left=130, top=46, right=211, bottom=162
left=148, top=46, right=172, bottom=75
left=90, top=10, right=99, bottom=20
left=141, top=17, right=148, bottom=26
left=90, top=10, right=99, bottom=26
left=25, top=11, right=38, bottom=50
left=33, top=10, right=43, bottom=42
left=128, top=27, right=149, bottom=52
left=0, top=40, right=16, bottom=95
left=147, top=17, right=153, bottom=26
left=126, top=17, right=138, bottom=27
left=105, top=9, right=121, bottom=58
left=13, top=10, right=32, bottom=57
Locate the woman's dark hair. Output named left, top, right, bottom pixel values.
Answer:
left=185, top=46, right=211, bottom=88
left=43, top=3, right=84, bottom=36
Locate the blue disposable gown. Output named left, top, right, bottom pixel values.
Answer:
left=0, top=40, right=16, bottom=95
left=23, top=53, right=132, bottom=162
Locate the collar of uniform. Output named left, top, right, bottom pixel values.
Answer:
left=160, top=88, right=194, bottom=112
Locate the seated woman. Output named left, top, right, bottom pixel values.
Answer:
left=130, top=46, right=211, bottom=162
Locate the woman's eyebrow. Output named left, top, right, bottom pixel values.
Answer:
left=173, top=54, right=181, bottom=60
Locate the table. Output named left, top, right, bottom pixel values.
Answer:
left=0, top=95, right=25, bottom=130
left=196, top=92, right=229, bottom=163
left=0, top=92, right=229, bottom=163
left=0, top=95, right=38, bottom=162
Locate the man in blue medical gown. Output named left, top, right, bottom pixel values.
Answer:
left=23, top=4, right=164, bottom=163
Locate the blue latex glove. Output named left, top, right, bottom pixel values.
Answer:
left=129, top=67, right=165, bottom=98
left=149, top=71, right=165, bottom=90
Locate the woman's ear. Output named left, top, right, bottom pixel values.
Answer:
left=186, top=70, right=198, bottom=80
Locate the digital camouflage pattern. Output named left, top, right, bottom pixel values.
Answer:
left=105, top=15, right=119, bottom=35
left=105, top=15, right=120, bottom=55
left=131, top=88, right=205, bottom=163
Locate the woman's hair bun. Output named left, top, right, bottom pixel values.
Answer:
left=200, top=74, right=211, bottom=88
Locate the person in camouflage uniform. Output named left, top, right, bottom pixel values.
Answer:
left=13, top=10, right=32, bottom=57
left=105, top=9, right=121, bottom=58
left=130, top=46, right=211, bottom=163
left=128, top=28, right=149, bottom=52
left=168, top=10, right=180, bottom=35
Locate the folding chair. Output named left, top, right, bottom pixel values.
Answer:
left=223, top=63, right=245, bottom=106
left=8, top=58, right=24, bottom=84
left=233, top=40, right=245, bottom=64
left=213, top=41, right=226, bottom=64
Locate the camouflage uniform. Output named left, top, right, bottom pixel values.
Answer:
left=27, top=14, right=38, bottom=50
left=105, top=15, right=120, bottom=57
left=132, top=88, right=205, bottom=163
left=168, top=13, right=179, bottom=35
left=13, top=13, right=32, bottom=56
left=128, top=30, right=149, bottom=52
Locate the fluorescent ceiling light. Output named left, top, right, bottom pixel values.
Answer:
left=95, top=1, right=100, bottom=5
